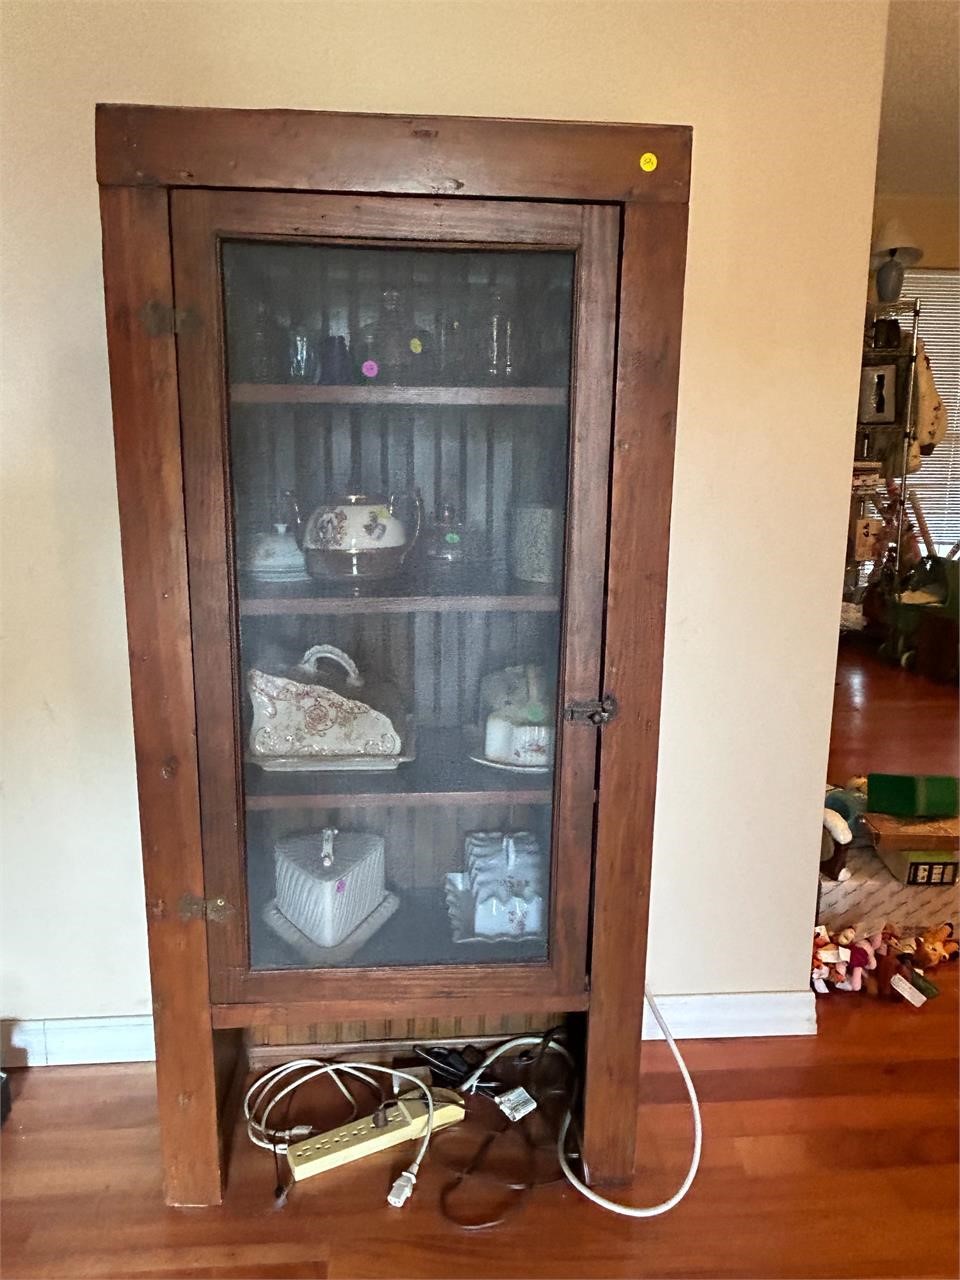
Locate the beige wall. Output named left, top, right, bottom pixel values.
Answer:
left=0, top=1, right=888, bottom=1020
left=873, top=194, right=960, bottom=270
left=873, top=0, right=958, bottom=271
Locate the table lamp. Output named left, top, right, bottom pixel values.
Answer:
left=870, top=218, right=923, bottom=302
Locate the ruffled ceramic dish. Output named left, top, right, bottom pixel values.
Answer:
left=444, top=872, right=546, bottom=945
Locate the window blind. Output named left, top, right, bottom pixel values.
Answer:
left=902, top=267, right=959, bottom=552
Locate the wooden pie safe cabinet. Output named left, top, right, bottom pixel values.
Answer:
left=96, top=105, right=691, bottom=1206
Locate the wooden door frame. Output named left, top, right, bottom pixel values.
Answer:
left=97, top=105, right=690, bottom=1205
left=169, top=188, right=617, bottom=1012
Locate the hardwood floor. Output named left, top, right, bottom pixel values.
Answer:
left=828, top=640, right=958, bottom=783
left=3, top=643, right=956, bottom=1279
left=3, top=970, right=957, bottom=1279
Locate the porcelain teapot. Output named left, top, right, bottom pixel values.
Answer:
left=301, top=492, right=422, bottom=581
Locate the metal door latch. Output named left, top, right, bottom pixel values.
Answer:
left=138, top=300, right=199, bottom=337
left=563, top=693, right=619, bottom=726
left=177, top=893, right=234, bottom=923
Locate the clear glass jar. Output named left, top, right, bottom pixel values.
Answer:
left=424, top=502, right=468, bottom=562
left=483, top=272, right=520, bottom=382
left=357, top=286, right=432, bottom=384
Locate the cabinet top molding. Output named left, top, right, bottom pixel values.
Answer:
left=95, top=104, right=691, bottom=204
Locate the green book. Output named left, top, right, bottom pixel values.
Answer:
left=867, top=774, right=959, bottom=819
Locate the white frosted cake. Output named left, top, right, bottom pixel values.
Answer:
left=483, top=713, right=554, bottom=767
left=479, top=663, right=555, bottom=768
left=274, top=829, right=385, bottom=948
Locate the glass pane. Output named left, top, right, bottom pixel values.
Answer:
left=221, top=240, right=574, bottom=970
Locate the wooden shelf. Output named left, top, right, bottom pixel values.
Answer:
left=240, top=589, right=559, bottom=616
left=231, top=383, right=567, bottom=407
left=239, top=565, right=559, bottom=615
left=242, top=592, right=558, bottom=616
left=245, top=728, right=554, bottom=810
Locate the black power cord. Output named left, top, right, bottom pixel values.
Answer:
left=427, top=1026, right=582, bottom=1229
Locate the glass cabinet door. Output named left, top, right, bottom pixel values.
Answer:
left=171, top=193, right=617, bottom=1000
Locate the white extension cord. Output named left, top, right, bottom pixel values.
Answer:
left=458, top=990, right=703, bottom=1218
left=243, top=1058, right=437, bottom=1207
left=243, top=989, right=701, bottom=1218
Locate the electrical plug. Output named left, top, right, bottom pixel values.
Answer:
left=387, top=1169, right=417, bottom=1207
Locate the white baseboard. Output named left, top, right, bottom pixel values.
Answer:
left=642, top=990, right=817, bottom=1040
left=1, top=1016, right=155, bottom=1067
left=1, top=992, right=815, bottom=1067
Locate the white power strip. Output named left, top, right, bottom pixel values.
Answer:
left=286, top=1087, right=464, bottom=1182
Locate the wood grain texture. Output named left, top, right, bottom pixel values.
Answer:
left=211, top=987, right=590, bottom=1029
left=212, top=959, right=579, bottom=1013
left=98, top=186, right=224, bottom=1206
left=238, top=593, right=559, bottom=616
left=98, top=108, right=690, bottom=1206
left=583, top=201, right=689, bottom=1183
left=173, top=188, right=585, bottom=246
left=170, top=187, right=247, bottom=1010
left=550, top=203, right=620, bottom=991
left=828, top=641, right=960, bottom=781
left=243, top=1009, right=553, bottom=1056
left=171, top=189, right=615, bottom=1014
left=244, top=790, right=552, bottom=811
left=231, top=384, right=567, bottom=406
left=96, top=104, right=691, bottom=204
left=4, top=971, right=956, bottom=1280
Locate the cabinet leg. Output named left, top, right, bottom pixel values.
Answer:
left=580, top=991, right=643, bottom=1185
left=153, top=1020, right=236, bottom=1207
left=213, top=1029, right=249, bottom=1190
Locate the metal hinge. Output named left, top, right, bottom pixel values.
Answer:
left=563, top=693, right=619, bottom=726
left=138, top=300, right=199, bottom=337
left=178, top=893, right=234, bottom=924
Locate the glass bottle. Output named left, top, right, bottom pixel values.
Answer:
left=356, top=286, right=409, bottom=384
left=424, top=502, right=467, bottom=563
left=483, top=269, right=520, bottom=383
left=317, top=334, right=354, bottom=385
left=437, top=311, right=467, bottom=384
left=246, top=296, right=278, bottom=383
left=285, top=314, right=318, bottom=382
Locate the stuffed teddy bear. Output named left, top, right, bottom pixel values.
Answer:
left=820, top=809, right=854, bottom=882
left=820, top=779, right=869, bottom=881
left=811, top=929, right=836, bottom=993
left=834, top=931, right=881, bottom=992
left=868, top=946, right=913, bottom=999
left=863, top=923, right=912, bottom=998
left=911, top=922, right=959, bottom=970
left=811, top=927, right=852, bottom=992
left=862, top=921, right=950, bottom=999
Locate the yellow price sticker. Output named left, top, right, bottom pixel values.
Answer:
left=409, top=337, right=423, bottom=354
left=639, top=152, right=658, bottom=173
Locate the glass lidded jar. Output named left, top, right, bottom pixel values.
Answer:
left=356, top=275, right=433, bottom=385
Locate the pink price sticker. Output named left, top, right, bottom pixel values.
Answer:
left=361, top=359, right=379, bottom=378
